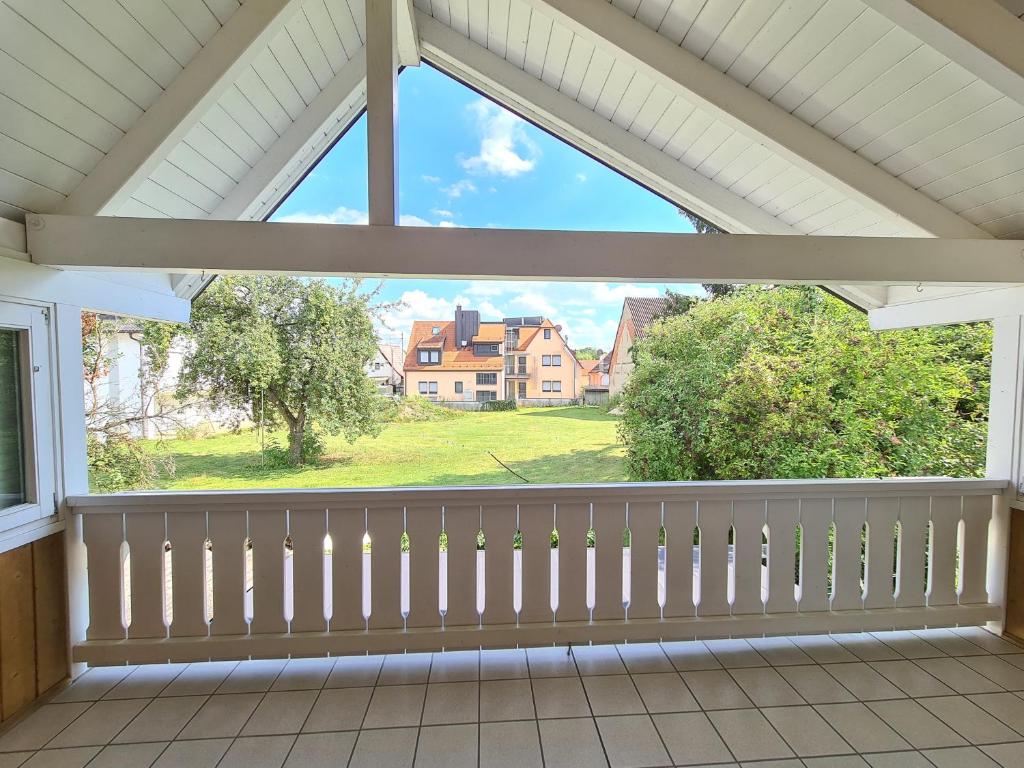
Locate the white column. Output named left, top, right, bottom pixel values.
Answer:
left=366, top=0, right=398, bottom=226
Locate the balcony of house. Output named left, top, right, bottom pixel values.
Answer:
left=504, top=356, right=530, bottom=377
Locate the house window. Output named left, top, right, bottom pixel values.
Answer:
left=418, top=381, right=439, bottom=395
left=542, top=381, right=550, bottom=392
left=542, top=381, right=562, bottom=393
left=517, top=381, right=526, bottom=398
left=542, top=355, right=551, bottom=366
left=552, top=354, right=561, bottom=367
left=544, top=328, right=551, bottom=339
left=432, top=326, right=440, bottom=335
left=418, top=349, right=440, bottom=364
left=476, top=372, right=497, bottom=385
left=476, top=390, right=497, bottom=402
left=455, top=381, right=463, bottom=394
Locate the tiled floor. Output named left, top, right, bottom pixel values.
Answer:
left=4, top=627, right=1024, bottom=767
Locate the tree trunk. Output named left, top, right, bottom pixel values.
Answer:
left=287, top=415, right=305, bottom=466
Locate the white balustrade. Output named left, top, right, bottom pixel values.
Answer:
left=70, top=479, right=1006, bottom=665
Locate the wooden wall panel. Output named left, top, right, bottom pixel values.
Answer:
left=1005, top=508, right=1024, bottom=641
left=0, top=533, right=68, bottom=723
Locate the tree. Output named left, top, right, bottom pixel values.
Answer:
left=178, top=275, right=385, bottom=465
left=575, top=346, right=604, bottom=360
left=619, top=286, right=991, bottom=481
left=661, top=289, right=698, bottom=317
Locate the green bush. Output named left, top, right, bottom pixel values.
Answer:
left=88, top=433, right=169, bottom=492
left=482, top=399, right=517, bottom=412
left=390, top=397, right=463, bottom=422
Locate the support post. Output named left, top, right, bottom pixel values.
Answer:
left=366, top=0, right=398, bottom=226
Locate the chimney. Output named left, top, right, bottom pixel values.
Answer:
left=455, top=305, right=479, bottom=348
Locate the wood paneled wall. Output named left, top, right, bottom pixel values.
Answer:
left=0, top=534, right=68, bottom=722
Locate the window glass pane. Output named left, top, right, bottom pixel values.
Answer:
left=0, top=330, right=25, bottom=510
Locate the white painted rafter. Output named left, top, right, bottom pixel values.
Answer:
left=396, top=0, right=420, bottom=66
left=862, top=0, right=1024, bottom=110
left=869, top=284, right=1024, bottom=329
left=59, top=0, right=307, bottom=217
left=367, top=0, right=399, bottom=225
left=525, top=0, right=990, bottom=240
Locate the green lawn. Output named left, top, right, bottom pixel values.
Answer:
left=149, top=406, right=625, bottom=489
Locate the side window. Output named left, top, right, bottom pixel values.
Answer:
left=542, top=355, right=551, bottom=366
left=552, top=354, right=561, bottom=367
left=455, top=381, right=463, bottom=394
left=544, top=328, right=551, bottom=339
left=542, top=381, right=551, bottom=392
left=418, top=381, right=428, bottom=394
left=429, top=382, right=438, bottom=395
left=552, top=381, right=562, bottom=392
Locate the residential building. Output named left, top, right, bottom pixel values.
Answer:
left=580, top=353, right=612, bottom=405
left=366, top=343, right=404, bottom=396
left=608, top=297, right=668, bottom=395
left=404, top=306, right=580, bottom=405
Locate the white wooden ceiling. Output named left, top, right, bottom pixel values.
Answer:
left=1, top=0, right=1022, bottom=311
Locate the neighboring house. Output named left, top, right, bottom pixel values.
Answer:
left=608, top=297, right=667, bottom=395
left=580, top=354, right=611, bottom=405
left=404, top=306, right=580, bottom=406
left=366, top=343, right=404, bottom=395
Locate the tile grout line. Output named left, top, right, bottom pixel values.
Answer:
left=615, top=643, right=677, bottom=765
left=211, top=656, right=292, bottom=768
left=568, top=644, right=615, bottom=768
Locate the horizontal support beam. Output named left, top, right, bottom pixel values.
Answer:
left=26, top=215, right=1024, bottom=286
left=870, top=285, right=1024, bottom=329
left=72, top=604, right=1001, bottom=664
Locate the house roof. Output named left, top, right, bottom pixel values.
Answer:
left=579, top=359, right=600, bottom=374
left=1, top=0, right=1022, bottom=319
left=624, top=297, right=668, bottom=342
left=404, top=320, right=503, bottom=371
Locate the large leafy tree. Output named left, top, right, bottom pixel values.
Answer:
left=619, top=286, right=991, bottom=481
left=178, top=276, right=384, bottom=465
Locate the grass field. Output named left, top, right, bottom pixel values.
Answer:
left=147, top=406, right=626, bottom=489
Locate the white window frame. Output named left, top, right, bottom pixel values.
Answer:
left=552, top=354, right=561, bottom=367
left=542, top=355, right=551, bottom=366
left=0, top=301, right=57, bottom=548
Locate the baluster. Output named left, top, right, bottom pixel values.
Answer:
left=367, top=506, right=405, bottom=630
left=928, top=496, right=961, bottom=607
left=555, top=501, right=589, bottom=623
left=248, top=509, right=287, bottom=635
left=696, top=500, right=731, bottom=617
left=124, top=511, right=167, bottom=639
left=482, top=504, right=518, bottom=628
left=592, top=501, right=626, bottom=622
left=289, top=508, right=328, bottom=633
left=168, top=510, right=210, bottom=638
left=328, top=507, right=366, bottom=632
left=765, top=500, right=799, bottom=614
left=442, top=504, right=480, bottom=628
left=406, top=505, right=441, bottom=629
left=894, top=497, right=928, bottom=608
left=959, top=495, right=991, bottom=604
left=662, top=501, right=697, bottom=619
left=863, top=498, right=900, bottom=610
left=208, top=510, right=248, bottom=636
left=84, top=512, right=127, bottom=641
left=518, top=502, right=552, bottom=624
left=797, top=499, right=832, bottom=613
left=831, top=498, right=866, bottom=611
left=731, top=500, right=766, bottom=615
left=627, top=501, right=662, bottom=620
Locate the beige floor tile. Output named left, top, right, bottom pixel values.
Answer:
left=680, top=670, right=753, bottom=710
left=583, top=675, right=645, bottom=716
left=378, top=654, right=431, bottom=685
left=270, top=658, right=334, bottom=691
left=982, top=742, right=1024, bottom=767
left=729, top=667, right=804, bottom=706
left=918, top=696, right=1022, bottom=745
left=814, top=702, right=911, bottom=753
left=863, top=752, right=933, bottom=768
left=85, top=743, right=166, bottom=768
left=789, top=635, right=858, bottom=664
left=539, top=717, right=608, bottom=768
left=218, top=660, right=287, bottom=694
left=112, top=695, right=205, bottom=743
left=51, top=668, right=135, bottom=703
left=415, top=724, right=477, bottom=768
left=746, top=637, right=813, bottom=666
left=421, top=682, right=479, bottom=725
left=704, top=639, right=767, bottom=668
left=771, top=665, right=851, bottom=704
left=802, top=757, right=870, bottom=768
left=831, top=634, right=903, bottom=662
left=362, top=684, right=426, bottom=728
left=480, top=649, right=529, bottom=680
left=596, top=714, right=671, bottom=768
left=952, top=628, right=1024, bottom=655
left=177, top=693, right=262, bottom=739
left=325, top=656, right=383, bottom=688
left=913, top=629, right=988, bottom=657
left=481, top=720, right=542, bottom=768
left=968, top=691, right=1024, bottom=732
left=922, top=746, right=1002, bottom=767
left=48, top=700, right=148, bottom=748
left=707, top=709, right=793, bottom=762
left=151, top=739, right=232, bottom=768
left=283, top=732, right=357, bottom=768
left=961, top=656, right=1024, bottom=691
left=823, top=663, right=907, bottom=701
left=869, top=661, right=955, bottom=698
left=532, top=677, right=590, bottom=719
left=571, top=645, right=626, bottom=676
left=241, top=690, right=318, bottom=736
left=102, top=665, right=187, bottom=699
left=762, top=705, right=853, bottom=757
left=661, top=641, right=721, bottom=672
left=349, top=727, right=418, bottom=768
left=526, top=647, right=578, bottom=678
left=218, top=735, right=295, bottom=768
left=653, top=712, right=731, bottom=765
left=616, top=643, right=673, bottom=673
left=159, top=662, right=237, bottom=697
left=19, top=747, right=101, bottom=768
left=0, top=752, right=33, bottom=767
left=867, top=699, right=968, bottom=749
left=302, top=687, right=372, bottom=732
left=479, top=679, right=535, bottom=721
left=873, top=631, right=946, bottom=659
left=914, top=658, right=1003, bottom=694
left=0, top=703, right=91, bottom=752
left=632, top=672, right=699, bottom=713
left=428, top=651, right=479, bottom=682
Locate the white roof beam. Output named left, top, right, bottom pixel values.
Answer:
left=59, top=0, right=306, bottom=216
left=869, top=285, right=1024, bottom=329
left=527, top=0, right=989, bottom=240
left=212, top=49, right=367, bottom=221
left=367, top=0, right=399, bottom=225
left=417, top=12, right=795, bottom=236
left=26, top=215, right=1024, bottom=285
left=397, top=0, right=420, bottom=66
left=862, top=0, right=1024, bottom=110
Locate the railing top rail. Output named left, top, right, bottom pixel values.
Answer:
left=67, top=477, right=1008, bottom=514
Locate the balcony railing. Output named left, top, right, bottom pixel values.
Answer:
left=69, top=478, right=1005, bottom=665
left=504, top=357, right=529, bottom=376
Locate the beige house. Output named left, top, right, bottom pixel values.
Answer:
left=404, top=307, right=581, bottom=405
left=608, top=296, right=668, bottom=395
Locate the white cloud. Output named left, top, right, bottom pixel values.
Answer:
left=575, top=172, right=587, bottom=183
left=508, top=292, right=556, bottom=317
left=422, top=174, right=441, bottom=183
left=438, top=220, right=460, bottom=228
left=461, top=98, right=539, bottom=177
left=441, top=179, right=477, bottom=198
left=591, top=283, right=663, bottom=303
left=432, top=209, right=455, bottom=218
left=276, top=206, right=368, bottom=225
left=399, top=214, right=433, bottom=227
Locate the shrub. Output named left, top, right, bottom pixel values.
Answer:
left=88, top=433, right=170, bottom=492
left=482, top=399, right=517, bottom=412
left=390, top=397, right=463, bottom=422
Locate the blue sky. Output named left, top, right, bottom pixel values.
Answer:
left=271, top=64, right=702, bottom=350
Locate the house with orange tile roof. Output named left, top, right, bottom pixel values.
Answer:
left=404, top=306, right=582, bottom=406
